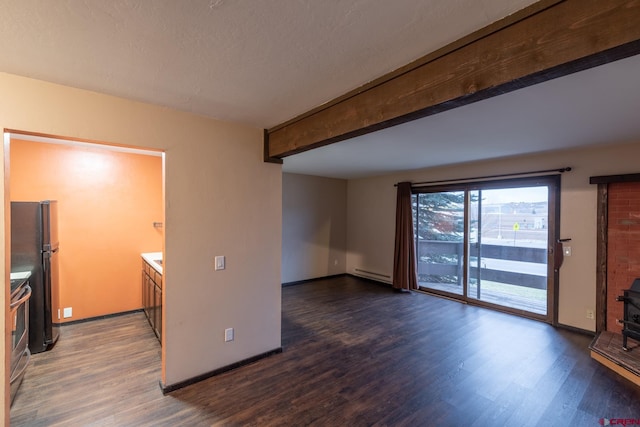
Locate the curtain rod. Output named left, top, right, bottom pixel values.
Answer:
left=395, top=167, right=572, bottom=188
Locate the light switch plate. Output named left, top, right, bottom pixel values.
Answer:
left=215, top=255, right=225, bottom=270
left=63, top=307, right=72, bottom=318
left=563, top=246, right=572, bottom=256
left=224, top=328, right=234, bottom=342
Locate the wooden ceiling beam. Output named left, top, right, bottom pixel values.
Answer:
left=265, top=0, right=640, bottom=161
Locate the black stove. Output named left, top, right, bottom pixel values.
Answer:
left=617, top=278, right=640, bottom=351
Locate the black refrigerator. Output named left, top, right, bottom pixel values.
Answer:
left=11, top=200, right=60, bottom=354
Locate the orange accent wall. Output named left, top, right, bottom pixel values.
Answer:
left=10, top=139, right=163, bottom=322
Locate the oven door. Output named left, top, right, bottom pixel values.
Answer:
left=10, top=284, right=31, bottom=378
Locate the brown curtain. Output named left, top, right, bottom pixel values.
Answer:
left=392, top=182, right=418, bottom=291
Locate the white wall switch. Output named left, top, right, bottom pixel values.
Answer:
left=563, top=246, right=572, bottom=256
left=63, top=307, right=72, bottom=318
left=224, top=327, right=234, bottom=342
left=215, top=255, right=225, bottom=270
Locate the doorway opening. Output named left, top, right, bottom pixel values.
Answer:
left=5, top=130, right=165, bottom=412
left=412, top=175, right=560, bottom=323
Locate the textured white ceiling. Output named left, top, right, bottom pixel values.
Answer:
left=0, top=0, right=537, bottom=128
left=3, top=0, right=637, bottom=180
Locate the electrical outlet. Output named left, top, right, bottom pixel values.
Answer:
left=586, top=309, right=594, bottom=320
left=63, top=307, right=73, bottom=318
left=215, top=255, right=225, bottom=271
left=224, top=328, right=234, bottom=342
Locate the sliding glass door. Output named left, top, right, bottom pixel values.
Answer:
left=468, top=186, right=549, bottom=315
left=413, top=176, right=559, bottom=322
left=414, top=191, right=465, bottom=296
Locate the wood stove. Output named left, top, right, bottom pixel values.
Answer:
left=617, top=278, right=640, bottom=351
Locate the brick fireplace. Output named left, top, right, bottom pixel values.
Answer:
left=589, top=174, right=640, bottom=387
left=606, top=182, right=640, bottom=333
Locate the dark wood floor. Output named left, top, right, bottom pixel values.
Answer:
left=10, top=276, right=640, bottom=426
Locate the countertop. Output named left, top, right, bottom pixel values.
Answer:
left=141, top=252, right=163, bottom=274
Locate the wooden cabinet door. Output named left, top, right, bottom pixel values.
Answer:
left=154, top=283, right=162, bottom=342
left=141, top=259, right=162, bottom=343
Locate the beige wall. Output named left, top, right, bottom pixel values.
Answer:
left=0, top=72, right=282, bottom=422
left=347, top=141, right=640, bottom=331
left=282, top=173, right=347, bottom=283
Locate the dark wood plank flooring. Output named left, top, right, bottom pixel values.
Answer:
left=10, top=276, right=640, bottom=426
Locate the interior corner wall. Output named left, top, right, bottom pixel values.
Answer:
left=346, top=140, right=640, bottom=332
left=1, top=131, right=9, bottom=426
left=0, top=71, right=282, bottom=415
left=282, top=173, right=347, bottom=283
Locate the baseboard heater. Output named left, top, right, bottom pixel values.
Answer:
left=353, top=268, right=392, bottom=284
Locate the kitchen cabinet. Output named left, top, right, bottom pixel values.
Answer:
left=141, top=259, right=162, bottom=343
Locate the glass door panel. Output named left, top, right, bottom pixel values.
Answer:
left=467, top=186, right=548, bottom=315
left=415, top=191, right=465, bottom=295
